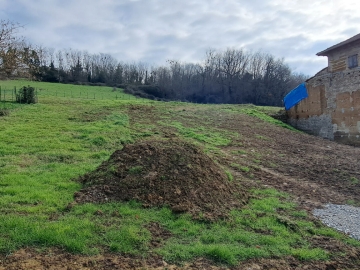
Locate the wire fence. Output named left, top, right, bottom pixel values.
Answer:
left=0, top=88, right=19, bottom=103
left=0, top=86, right=145, bottom=109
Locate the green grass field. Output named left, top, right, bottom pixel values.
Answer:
left=0, top=79, right=137, bottom=101
left=0, top=80, right=358, bottom=266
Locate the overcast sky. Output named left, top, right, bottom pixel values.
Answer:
left=1, top=0, right=360, bottom=75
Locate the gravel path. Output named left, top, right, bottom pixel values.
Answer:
left=313, top=204, right=360, bottom=241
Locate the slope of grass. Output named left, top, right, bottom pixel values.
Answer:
left=0, top=189, right=338, bottom=263
left=0, top=80, right=357, bottom=266
left=222, top=104, right=298, bottom=131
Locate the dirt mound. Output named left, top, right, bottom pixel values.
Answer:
left=75, top=139, right=248, bottom=220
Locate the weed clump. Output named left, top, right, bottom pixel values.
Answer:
left=0, top=108, right=10, bottom=117
left=16, top=85, right=37, bottom=104
left=76, top=139, right=249, bottom=220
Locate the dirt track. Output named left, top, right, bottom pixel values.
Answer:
left=215, top=111, right=360, bottom=210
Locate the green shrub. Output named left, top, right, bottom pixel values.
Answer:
left=16, top=86, right=37, bottom=104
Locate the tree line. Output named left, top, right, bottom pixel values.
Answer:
left=0, top=19, right=307, bottom=106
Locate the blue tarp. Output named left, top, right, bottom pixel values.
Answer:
left=283, top=83, right=308, bottom=110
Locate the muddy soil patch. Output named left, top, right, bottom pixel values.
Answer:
left=145, top=222, right=172, bottom=248
left=187, top=109, right=360, bottom=209
left=0, top=248, right=165, bottom=270
left=2, top=248, right=360, bottom=270
left=75, top=139, right=248, bottom=220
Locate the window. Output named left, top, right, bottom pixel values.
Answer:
left=348, top=54, right=358, bottom=68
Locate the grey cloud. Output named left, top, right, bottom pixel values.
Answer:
left=2, top=0, right=360, bottom=75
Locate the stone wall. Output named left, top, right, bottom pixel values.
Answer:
left=287, top=68, right=360, bottom=146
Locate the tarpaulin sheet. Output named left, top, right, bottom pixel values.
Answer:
left=283, top=83, right=308, bottom=110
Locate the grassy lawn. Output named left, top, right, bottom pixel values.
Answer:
left=0, top=79, right=358, bottom=266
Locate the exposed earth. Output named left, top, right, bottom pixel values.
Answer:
left=218, top=112, right=360, bottom=211
left=1, top=242, right=359, bottom=270
left=75, top=139, right=248, bottom=220
left=1, top=104, right=360, bottom=269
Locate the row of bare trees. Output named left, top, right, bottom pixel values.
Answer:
left=0, top=20, right=148, bottom=84
left=0, top=19, right=307, bottom=106
left=14, top=47, right=149, bottom=85
left=149, top=49, right=307, bottom=105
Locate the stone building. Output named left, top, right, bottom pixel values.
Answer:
left=286, top=33, right=360, bottom=146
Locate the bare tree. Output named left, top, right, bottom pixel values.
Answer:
left=0, top=20, right=23, bottom=50
left=0, top=20, right=24, bottom=78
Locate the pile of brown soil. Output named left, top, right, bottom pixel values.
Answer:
left=75, top=139, right=248, bottom=220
